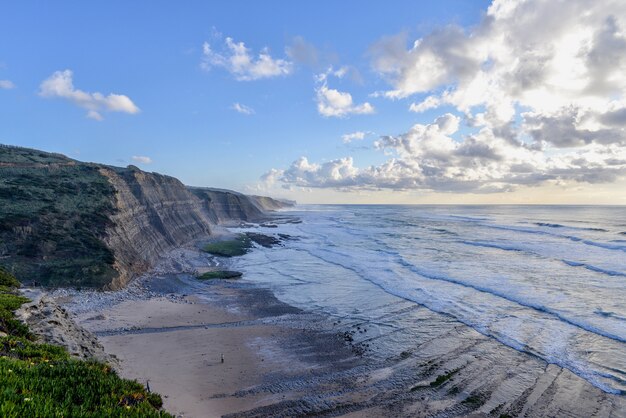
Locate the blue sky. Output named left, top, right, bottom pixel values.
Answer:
left=1, top=1, right=625, bottom=204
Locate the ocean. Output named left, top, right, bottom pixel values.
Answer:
left=231, top=205, right=626, bottom=395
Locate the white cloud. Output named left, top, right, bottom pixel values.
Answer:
left=39, top=70, right=140, bottom=120
left=257, top=0, right=621, bottom=194
left=0, top=80, right=15, bottom=89
left=342, top=131, right=366, bottom=143
left=260, top=168, right=283, bottom=186
left=231, top=102, right=255, bottom=115
left=266, top=113, right=626, bottom=193
left=369, top=0, right=626, bottom=140
left=313, top=67, right=374, bottom=117
left=316, top=84, right=375, bottom=117
left=279, top=156, right=360, bottom=188
left=202, top=37, right=293, bottom=81
left=86, top=110, right=103, bottom=121
left=409, top=95, right=441, bottom=113
left=132, top=156, right=152, bottom=164
left=314, top=68, right=375, bottom=119
left=342, top=131, right=375, bottom=143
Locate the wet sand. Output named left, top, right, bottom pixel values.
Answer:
left=55, top=245, right=626, bottom=417
left=65, top=279, right=626, bottom=418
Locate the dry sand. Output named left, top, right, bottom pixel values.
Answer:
left=73, top=283, right=359, bottom=418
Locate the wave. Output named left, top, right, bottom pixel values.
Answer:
left=486, top=224, right=626, bottom=253
left=535, top=222, right=565, bottom=228
left=293, top=244, right=626, bottom=393
left=458, top=241, right=626, bottom=279
left=448, top=214, right=490, bottom=222
left=394, top=259, right=626, bottom=344
left=562, top=260, right=626, bottom=278
left=301, top=243, right=626, bottom=346
left=460, top=240, right=526, bottom=253
left=594, top=309, right=626, bottom=322
left=534, top=222, right=608, bottom=232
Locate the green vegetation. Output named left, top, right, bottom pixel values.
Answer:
left=196, top=270, right=243, bottom=280
left=201, top=234, right=252, bottom=257
left=462, top=393, right=487, bottom=407
left=430, top=368, right=461, bottom=387
left=0, top=270, right=32, bottom=340
left=0, top=356, right=168, bottom=417
left=0, top=146, right=117, bottom=288
left=0, top=268, right=21, bottom=289
left=410, top=368, right=462, bottom=391
left=0, top=268, right=170, bottom=417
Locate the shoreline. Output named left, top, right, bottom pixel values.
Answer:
left=49, top=244, right=626, bottom=417
left=65, top=279, right=363, bottom=417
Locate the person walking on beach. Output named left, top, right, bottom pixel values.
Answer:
left=221, top=353, right=224, bottom=364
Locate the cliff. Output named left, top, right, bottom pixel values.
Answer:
left=0, top=145, right=292, bottom=289
left=188, top=187, right=267, bottom=223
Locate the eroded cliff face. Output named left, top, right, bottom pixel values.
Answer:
left=99, top=170, right=292, bottom=289
left=0, top=145, right=292, bottom=289
left=188, top=187, right=266, bottom=224
left=99, top=168, right=216, bottom=289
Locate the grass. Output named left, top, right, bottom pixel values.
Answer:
left=0, top=146, right=118, bottom=288
left=0, top=269, right=32, bottom=340
left=0, top=269, right=170, bottom=417
left=201, top=234, right=252, bottom=257
left=196, top=271, right=243, bottom=280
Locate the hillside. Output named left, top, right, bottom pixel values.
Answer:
left=0, top=145, right=292, bottom=289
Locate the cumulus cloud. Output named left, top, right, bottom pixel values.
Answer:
left=316, top=84, right=374, bottom=117
left=260, top=0, right=626, bottom=194
left=231, top=102, right=255, bottom=115
left=201, top=36, right=293, bottom=81
left=342, top=131, right=366, bottom=143
left=0, top=80, right=15, bottom=89
left=39, top=70, right=140, bottom=120
left=131, top=156, right=152, bottom=164
left=409, top=95, right=441, bottom=113
left=369, top=0, right=626, bottom=146
left=279, top=156, right=360, bottom=188
left=314, top=67, right=374, bottom=118
left=265, top=113, right=626, bottom=193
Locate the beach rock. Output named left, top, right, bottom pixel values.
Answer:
left=245, top=232, right=282, bottom=248
left=15, top=293, right=116, bottom=365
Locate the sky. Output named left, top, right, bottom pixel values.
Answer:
left=1, top=0, right=626, bottom=204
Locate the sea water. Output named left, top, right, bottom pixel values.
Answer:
left=231, top=205, right=626, bottom=394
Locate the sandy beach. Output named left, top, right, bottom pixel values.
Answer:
left=65, top=275, right=362, bottom=418
left=49, top=243, right=626, bottom=418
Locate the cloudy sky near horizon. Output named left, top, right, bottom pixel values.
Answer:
left=1, top=0, right=626, bottom=204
